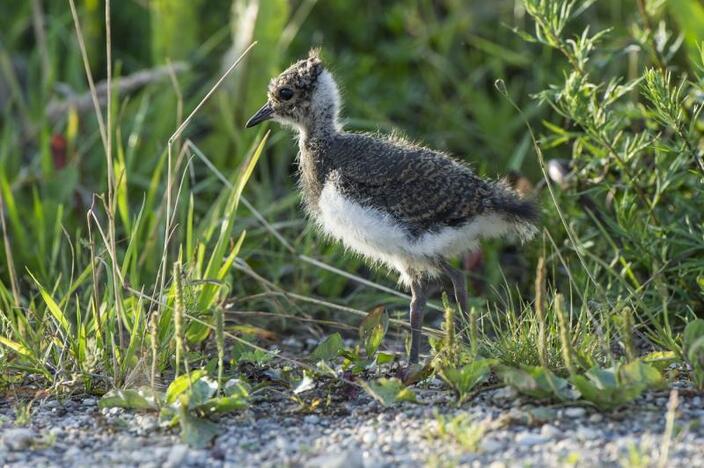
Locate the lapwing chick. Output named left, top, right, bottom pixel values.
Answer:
left=246, top=50, right=538, bottom=364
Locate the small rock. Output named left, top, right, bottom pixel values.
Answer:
left=540, top=424, right=561, bottom=439
left=82, top=398, right=97, bottom=407
left=2, top=428, right=36, bottom=451
left=304, top=414, right=320, bottom=425
left=306, top=449, right=363, bottom=468
left=515, top=432, right=547, bottom=446
left=164, top=444, right=189, bottom=468
left=589, top=413, right=604, bottom=423
left=576, top=426, right=599, bottom=440
left=480, top=437, right=502, bottom=453
left=492, top=386, right=518, bottom=401
left=362, top=431, right=375, bottom=445
left=63, top=446, right=82, bottom=460
left=564, top=407, right=586, bottom=418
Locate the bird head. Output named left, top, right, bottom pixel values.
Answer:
left=245, top=49, right=340, bottom=132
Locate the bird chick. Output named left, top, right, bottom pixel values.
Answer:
left=246, top=50, right=538, bottom=364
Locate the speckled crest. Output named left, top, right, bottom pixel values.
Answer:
left=266, top=50, right=324, bottom=126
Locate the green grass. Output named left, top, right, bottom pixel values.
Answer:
left=1, top=0, right=704, bottom=441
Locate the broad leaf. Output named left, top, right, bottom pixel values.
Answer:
left=310, top=333, right=344, bottom=362
left=186, top=377, right=218, bottom=408
left=178, top=405, right=220, bottom=448
left=99, top=387, right=160, bottom=411
left=361, top=377, right=417, bottom=407
left=165, top=369, right=207, bottom=404
left=684, top=319, right=704, bottom=352
left=440, top=359, right=495, bottom=404
left=359, top=306, right=388, bottom=357
left=498, top=365, right=572, bottom=401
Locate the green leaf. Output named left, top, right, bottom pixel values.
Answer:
left=641, top=350, right=678, bottom=370
left=497, top=365, right=572, bottom=401
left=375, top=352, right=395, bottom=365
left=99, top=387, right=160, bottom=411
left=0, top=336, right=35, bottom=360
left=178, top=406, right=220, bottom=449
left=440, top=359, right=495, bottom=404
left=151, top=0, right=201, bottom=62
left=359, top=306, right=388, bottom=357
left=668, top=0, right=704, bottom=64
left=684, top=319, right=704, bottom=351
left=310, top=333, right=344, bottom=362
left=198, top=396, right=249, bottom=414
left=569, top=361, right=662, bottom=411
left=361, top=377, right=417, bottom=407
left=619, top=360, right=664, bottom=390
left=165, top=370, right=207, bottom=405
left=186, top=377, right=218, bottom=408
left=32, top=278, right=71, bottom=336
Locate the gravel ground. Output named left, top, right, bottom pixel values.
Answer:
left=2, top=379, right=703, bottom=468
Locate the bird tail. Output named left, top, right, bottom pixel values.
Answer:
left=489, top=181, right=539, bottom=241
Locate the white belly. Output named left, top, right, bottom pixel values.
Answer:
left=316, top=181, right=518, bottom=285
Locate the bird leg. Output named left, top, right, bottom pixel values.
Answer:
left=439, top=260, right=469, bottom=317
left=409, top=278, right=429, bottom=364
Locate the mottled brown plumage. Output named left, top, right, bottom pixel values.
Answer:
left=246, top=50, right=538, bottom=364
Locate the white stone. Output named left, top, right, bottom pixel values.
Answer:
left=2, top=428, right=35, bottom=451
left=492, top=386, right=518, bottom=401
left=480, top=437, right=502, bottom=453
left=540, top=424, right=561, bottom=439
left=576, top=427, right=599, bottom=440
left=515, top=432, right=547, bottom=446
left=164, top=444, right=189, bottom=468
left=362, top=430, right=375, bottom=445
left=564, top=407, right=586, bottom=418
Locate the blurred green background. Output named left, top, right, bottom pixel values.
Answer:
left=1, top=0, right=703, bottom=371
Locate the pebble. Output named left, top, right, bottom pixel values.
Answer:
left=305, top=449, right=363, bottom=468
left=480, top=437, right=502, bottom=453
left=576, top=426, right=600, bottom=440
left=2, top=428, right=35, bottom=451
left=492, top=386, right=518, bottom=401
left=164, top=444, right=189, bottom=468
left=515, top=432, right=548, bottom=446
left=304, top=414, right=320, bottom=425
left=565, top=407, right=587, bottom=418
left=540, top=424, right=561, bottom=439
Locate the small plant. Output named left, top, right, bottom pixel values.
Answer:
left=360, top=377, right=417, bottom=407
left=13, top=401, right=33, bottom=426
left=439, top=360, right=495, bottom=405
left=100, top=369, right=249, bottom=447
left=431, top=293, right=496, bottom=403
left=309, top=333, right=344, bottom=363
left=570, top=360, right=664, bottom=411
left=431, top=413, right=488, bottom=452
left=497, top=364, right=573, bottom=401
left=359, top=305, right=389, bottom=358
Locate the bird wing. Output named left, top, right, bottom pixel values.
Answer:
left=329, top=133, right=492, bottom=234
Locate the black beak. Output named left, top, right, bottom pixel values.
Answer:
left=245, top=102, right=274, bottom=128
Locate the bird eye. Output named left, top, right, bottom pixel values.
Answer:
left=277, top=87, right=294, bottom=101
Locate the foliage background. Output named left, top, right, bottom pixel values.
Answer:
left=1, top=0, right=703, bottom=390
